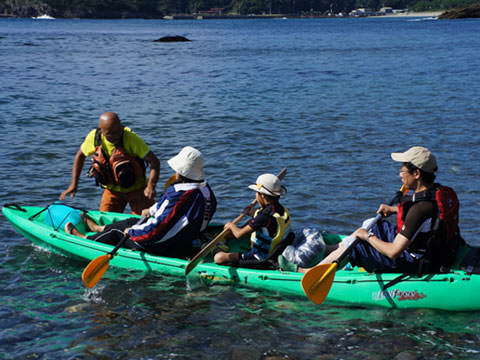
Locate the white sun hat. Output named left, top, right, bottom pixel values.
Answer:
left=248, top=173, right=286, bottom=197
left=167, top=146, right=205, bottom=181
left=391, top=146, right=437, bottom=173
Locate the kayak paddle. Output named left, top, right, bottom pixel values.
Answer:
left=184, top=167, right=287, bottom=275
left=301, top=185, right=406, bottom=305
left=81, top=175, right=177, bottom=288
left=164, top=174, right=177, bottom=190
left=82, top=215, right=147, bottom=288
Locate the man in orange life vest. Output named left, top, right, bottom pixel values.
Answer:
left=59, top=112, right=160, bottom=214
left=310, top=146, right=464, bottom=273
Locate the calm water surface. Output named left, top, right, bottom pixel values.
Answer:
left=1, top=17, right=480, bottom=359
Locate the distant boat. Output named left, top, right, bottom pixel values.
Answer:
left=32, top=14, right=55, bottom=19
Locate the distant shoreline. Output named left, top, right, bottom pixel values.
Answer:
left=0, top=11, right=445, bottom=19
left=164, top=12, right=445, bottom=20
left=372, top=11, right=443, bottom=17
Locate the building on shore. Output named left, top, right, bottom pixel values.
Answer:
left=349, top=8, right=375, bottom=16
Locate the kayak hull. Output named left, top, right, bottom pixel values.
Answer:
left=3, top=205, right=479, bottom=311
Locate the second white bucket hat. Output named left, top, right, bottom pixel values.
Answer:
left=167, top=146, right=205, bottom=181
left=248, top=173, right=286, bottom=197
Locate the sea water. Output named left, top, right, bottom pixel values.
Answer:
left=1, top=17, right=480, bottom=359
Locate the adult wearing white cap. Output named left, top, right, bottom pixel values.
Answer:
left=309, top=146, right=464, bottom=274
left=214, top=173, right=291, bottom=265
left=66, top=146, right=217, bottom=258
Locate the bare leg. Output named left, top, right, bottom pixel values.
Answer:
left=214, top=251, right=240, bottom=265
left=65, top=222, right=87, bottom=238
left=81, top=212, right=105, bottom=232
left=319, top=242, right=346, bottom=265
left=324, top=243, right=339, bottom=256
left=297, top=266, right=308, bottom=273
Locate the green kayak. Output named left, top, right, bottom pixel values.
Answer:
left=3, top=204, right=479, bottom=311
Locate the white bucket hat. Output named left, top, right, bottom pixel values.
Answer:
left=391, top=146, right=437, bottom=173
left=167, top=146, right=205, bottom=181
left=248, top=173, right=286, bottom=197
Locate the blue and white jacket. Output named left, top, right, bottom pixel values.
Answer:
left=128, top=181, right=216, bottom=257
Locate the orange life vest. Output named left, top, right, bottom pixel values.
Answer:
left=88, top=129, right=145, bottom=188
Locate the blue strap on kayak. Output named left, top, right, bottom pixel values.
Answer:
left=44, top=202, right=84, bottom=231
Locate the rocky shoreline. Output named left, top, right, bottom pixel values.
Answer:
left=438, top=2, right=480, bottom=18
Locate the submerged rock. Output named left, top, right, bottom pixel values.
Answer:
left=438, top=2, right=480, bottom=19
left=154, top=35, right=191, bottom=42
left=64, top=303, right=89, bottom=313
left=394, top=351, right=418, bottom=360
left=230, top=345, right=262, bottom=360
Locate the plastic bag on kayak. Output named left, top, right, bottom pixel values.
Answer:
left=281, top=227, right=326, bottom=267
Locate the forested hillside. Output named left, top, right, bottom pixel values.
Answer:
left=1, top=0, right=478, bottom=18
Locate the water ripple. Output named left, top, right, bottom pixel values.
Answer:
left=1, top=17, right=480, bottom=359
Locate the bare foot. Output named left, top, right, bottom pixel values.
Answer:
left=80, top=212, right=104, bottom=233
left=64, top=222, right=87, bottom=238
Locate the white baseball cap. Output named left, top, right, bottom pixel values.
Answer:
left=391, top=146, right=437, bottom=173
left=248, top=173, right=286, bottom=197
left=167, top=146, right=205, bottom=181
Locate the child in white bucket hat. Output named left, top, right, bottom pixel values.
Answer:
left=214, top=173, right=291, bottom=265
left=167, top=146, right=205, bottom=181
left=66, top=146, right=217, bottom=259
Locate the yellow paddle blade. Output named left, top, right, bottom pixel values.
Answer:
left=301, top=263, right=338, bottom=305
left=82, top=254, right=112, bottom=288
left=164, top=174, right=177, bottom=191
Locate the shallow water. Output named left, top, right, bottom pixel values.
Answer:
left=1, top=17, right=480, bottom=359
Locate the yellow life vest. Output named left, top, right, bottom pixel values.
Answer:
left=250, top=206, right=291, bottom=258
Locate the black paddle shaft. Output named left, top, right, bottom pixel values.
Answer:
left=108, top=216, right=147, bottom=257
left=335, top=190, right=405, bottom=265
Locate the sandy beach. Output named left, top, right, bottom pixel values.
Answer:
left=375, top=11, right=443, bottom=17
